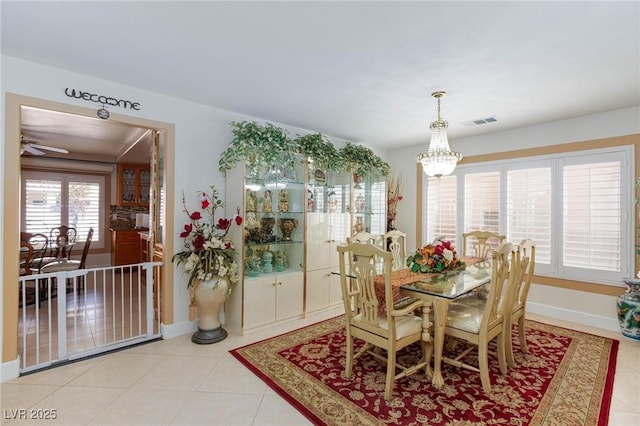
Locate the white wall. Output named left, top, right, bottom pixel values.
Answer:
left=386, top=106, right=640, bottom=331
left=0, top=56, right=351, bottom=350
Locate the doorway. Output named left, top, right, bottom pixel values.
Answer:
left=3, top=93, right=175, bottom=372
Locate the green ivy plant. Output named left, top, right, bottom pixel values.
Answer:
left=339, top=142, right=391, bottom=177
left=218, top=121, right=298, bottom=176
left=295, top=133, right=345, bottom=173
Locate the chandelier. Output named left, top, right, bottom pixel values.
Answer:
left=416, top=91, right=462, bottom=178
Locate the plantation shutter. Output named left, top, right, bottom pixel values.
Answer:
left=24, top=179, right=62, bottom=235
left=22, top=171, right=105, bottom=248
left=69, top=179, right=101, bottom=243
left=562, top=159, right=622, bottom=273
left=464, top=171, right=500, bottom=234
left=425, top=175, right=457, bottom=242
left=506, top=166, right=552, bottom=266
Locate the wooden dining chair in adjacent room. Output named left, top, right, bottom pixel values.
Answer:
left=49, top=225, right=78, bottom=259
left=441, top=241, right=514, bottom=393
left=462, top=230, right=506, bottom=259
left=503, top=239, right=536, bottom=368
left=337, top=242, right=431, bottom=401
left=383, top=229, right=407, bottom=271
left=40, top=227, right=94, bottom=293
left=25, top=233, right=50, bottom=273
left=19, top=241, right=40, bottom=307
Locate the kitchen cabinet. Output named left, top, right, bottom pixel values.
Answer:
left=117, top=164, right=151, bottom=206
left=111, top=229, right=141, bottom=265
left=225, top=157, right=306, bottom=334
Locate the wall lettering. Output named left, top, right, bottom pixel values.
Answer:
left=64, top=88, right=141, bottom=110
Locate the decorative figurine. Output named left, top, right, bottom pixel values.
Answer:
left=246, top=189, right=259, bottom=228
left=279, top=218, right=298, bottom=242
left=307, top=190, right=315, bottom=212
left=262, top=250, right=273, bottom=274
left=246, top=189, right=257, bottom=212
left=279, top=189, right=289, bottom=212
left=262, top=189, right=272, bottom=213
left=355, top=193, right=365, bottom=213
left=275, top=251, right=288, bottom=272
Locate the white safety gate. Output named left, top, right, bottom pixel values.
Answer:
left=17, top=262, right=162, bottom=374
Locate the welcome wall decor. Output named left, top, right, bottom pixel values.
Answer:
left=64, top=88, right=141, bottom=119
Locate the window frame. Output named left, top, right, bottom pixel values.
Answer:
left=422, top=145, right=634, bottom=287
left=21, top=169, right=106, bottom=250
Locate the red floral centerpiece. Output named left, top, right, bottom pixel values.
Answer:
left=172, top=185, right=243, bottom=293
left=406, top=239, right=465, bottom=273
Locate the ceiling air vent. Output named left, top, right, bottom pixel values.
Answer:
left=462, top=116, right=498, bottom=126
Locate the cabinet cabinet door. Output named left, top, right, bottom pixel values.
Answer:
left=276, top=272, right=304, bottom=321
left=244, top=276, right=277, bottom=329
left=329, top=272, right=343, bottom=307
left=306, top=213, right=330, bottom=271
left=306, top=269, right=331, bottom=313
left=117, top=164, right=151, bottom=207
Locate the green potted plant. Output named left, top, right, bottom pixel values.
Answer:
left=339, top=142, right=391, bottom=178
left=295, top=133, right=345, bottom=173
left=218, top=121, right=298, bottom=176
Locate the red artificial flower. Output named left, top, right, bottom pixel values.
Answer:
left=179, top=223, right=193, bottom=238
left=201, top=199, right=210, bottom=210
left=192, top=234, right=206, bottom=253
left=190, top=211, right=202, bottom=220
left=217, top=218, right=230, bottom=230
left=225, top=242, right=232, bottom=249
left=235, top=215, right=243, bottom=225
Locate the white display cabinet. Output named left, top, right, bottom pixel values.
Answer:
left=225, top=157, right=306, bottom=334
left=305, top=166, right=351, bottom=314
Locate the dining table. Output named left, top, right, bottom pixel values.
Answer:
left=391, top=259, right=491, bottom=389
left=337, top=256, right=491, bottom=389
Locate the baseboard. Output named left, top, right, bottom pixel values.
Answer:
left=160, top=320, right=197, bottom=340
left=527, top=301, right=620, bottom=333
left=0, top=355, right=20, bottom=383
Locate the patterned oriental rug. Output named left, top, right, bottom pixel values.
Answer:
left=230, top=316, right=618, bottom=426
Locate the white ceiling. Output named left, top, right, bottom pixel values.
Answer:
left=2, top=1, right=639, bottom=155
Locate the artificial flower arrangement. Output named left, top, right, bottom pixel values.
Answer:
left=406, top=239, right=465, bottom=273
left=172, top=185, right=243, bottom=294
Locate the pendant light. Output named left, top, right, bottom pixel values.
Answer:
left=416, top=91, right=462, bottom=178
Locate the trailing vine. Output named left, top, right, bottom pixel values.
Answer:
left=295, top=133, right=345, bottom=172
left=339, top=142, right=391, bottom=177
left=218, top=121, right=298, bottom=176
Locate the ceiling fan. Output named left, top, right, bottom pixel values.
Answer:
left=20, top=133, right=70, bottom=156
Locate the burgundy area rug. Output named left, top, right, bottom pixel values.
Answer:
left=230, top=316, right=618, bottom=426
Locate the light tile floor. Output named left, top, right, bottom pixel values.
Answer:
left=2, top=310, right=639, bottom=426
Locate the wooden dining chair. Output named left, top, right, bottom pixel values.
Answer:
left=462, top=230, right=506, bottom=259
left=19, top=241, right=34, bottom=276
left=337, top=242, right=431, bottom=401
left=49, top=225, right=78, bottom=259
left=25, top=233, right=50, bottom=273
left=347, top=231, right=380, bottom=246
left=383, top=229, right=407, bottom=271
left=441, top=241, right=514, bottom=393
left=503, top=239, right=536, bottom=367
left=40, top=227, right=94, bottom=293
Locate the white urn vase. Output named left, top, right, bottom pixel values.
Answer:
left=192, top=277, right=229, bottom=344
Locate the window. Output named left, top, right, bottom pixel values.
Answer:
left=423, top=146, right=633, bottom=286
left=22, top=170, right=104, bottom=248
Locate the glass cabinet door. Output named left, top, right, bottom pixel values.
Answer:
left=243, top=158, right=306, bottom=278
left=351, top=173, right=386, bottom=236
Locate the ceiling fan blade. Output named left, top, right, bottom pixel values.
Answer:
left=23, top=145, right=45, bottom=155
left=29, top=143, right=70, bottom=154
